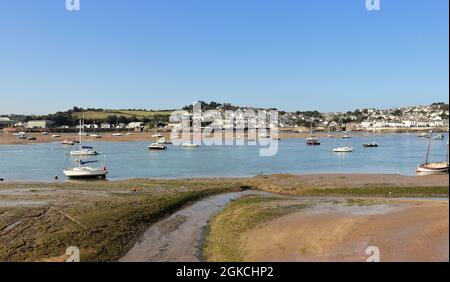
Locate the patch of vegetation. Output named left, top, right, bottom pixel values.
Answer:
left=0, top=179, right=244, bottom=262
left=202, top=195, right=308, bottom=262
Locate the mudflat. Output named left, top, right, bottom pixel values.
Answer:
left=241, top=199, right=449, bottom=262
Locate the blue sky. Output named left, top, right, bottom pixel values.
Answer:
left=0, top=0, right=448, bottom=114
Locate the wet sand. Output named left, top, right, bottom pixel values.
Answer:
left=241, top=199, right=449, bottom=262
left=120, top=190, right=262, bottom=262
left=0, top=129, right=412, bottom=145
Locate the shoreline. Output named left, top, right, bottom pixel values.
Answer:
left=1, top=129, right=447, bottom=146
left=1, top=173, right=449, bottom=188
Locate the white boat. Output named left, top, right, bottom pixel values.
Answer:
left=156, top=137, right=172, bottom=144
left=417, top=132, right=428, bottom=138
left=148, top=143, right=167, bottom=150
left=42, top=132, right=49, bottom=135
left=417, top=131, right=449, bottom=173
left=342, top=134, right=351, bottom=139
left=70, top=119, right=98, bottom=156
left=70, top=146, right=98, bottom=156
left=181, top=141, right=199, bottom=148
left=61, top=140, right=75, bottom=146
left=434, top=134, right=445, bottom=140
left=126, top=133, right=133, bottom=136
left=416, top=162, right=449, bottom=173
left=63, top=160, right=108, bottom=179
left=152, top=134, right=163, bottom=138
left=51, top=134, right=61, bottom=138
left=332, top=147, right=353, bottom=152
left=112, top=133, right=123, bottom=137
left=90, top=134, right=102, bottom=138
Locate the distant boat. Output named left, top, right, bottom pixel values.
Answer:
left=70, top=119, right=98, bottom=156
left=148, top=143, right=167, bottom=150
left=306, top=124, right=320, bottom=145
left=61, top=140, right=75, bottom=146
left=112, top=133, right=123, bottom=137
left=90, top=134, right=102, bottom=138
left=27, top=136, right=37, bottom=141
left=417, top=132, right=428, bottom=138
left=152, top=134, right=163, bottom=138
left=342, top=134, right=351, bottom=139
left=306, top=136, right=320, bottom=145
left=363, top=142, right=378, bottom=148
left=51, top=134, right=61, bottom=138
left=333, top=147, right=353, bottom=152
left=182, top=141, right=199, bottom=148
left=42, top=132, right=49, bottom=135
left=417, top=131, right=449, bottom=173
left=156, top=137, right=172, bottom=144
left=434, top=134, right=445, bottom=140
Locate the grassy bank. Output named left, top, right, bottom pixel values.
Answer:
left=245, top=174, right=449, bottom=198
left=0, top=179, right=244, bottom=262
left=202, top=195, right=308, bottom=262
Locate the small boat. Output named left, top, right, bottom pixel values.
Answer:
left=61, top=140, right=75, bottom=145
left=156, top=137, right=172, bottom=144
left=434, top=134, right=445, bottom=140
left=181, top=141, right=199, bottom=148
left=17, top=133, right=27, bottom=139
left=333, top=147, right=353, bottom=152
left=27, top=136, right=37, bottom=141
left=306, top=136, right=320, bottom=145
left=126, top=133, right=133, bottom=136
left=42, top=132, right=49, bottom=135
left=70, top=119, right=98, bottom=155
left=416, top=162, right=449, bottom=173
left=363, top=142, right=378, bottom=148
left=152, top=134, right=163, bottom=138
left=342, top=134, right=351, bottom=139
left=148, top=143, right=167, bottom=150
left=63, top=160, right=108, bottom=179
left=70, top=146, right=98, bottom=156
left=51, top=134, right=61, bottom=138
left=90, top=134, right=102, bottom=138
left=417, top=131, right=449, bottom=173
left=417, top=132, right=428, bottom=138
left=112, top=133, right=123, bottom=137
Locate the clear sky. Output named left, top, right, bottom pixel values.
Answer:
left=0, top=0, right=448, bottom=114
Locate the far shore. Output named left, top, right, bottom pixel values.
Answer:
left=0, top=127, right=448, bottom=145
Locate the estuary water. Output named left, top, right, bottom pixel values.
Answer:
left=0, top=133, right=448, bottom=181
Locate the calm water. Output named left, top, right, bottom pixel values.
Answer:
left=0, top=133, right=448, bottom=181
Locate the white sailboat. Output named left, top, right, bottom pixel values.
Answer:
left=332, top=147, right=354, bottom=152
left=63, top=159, right=108, bottom=179
left=70, top=119, right=98, bottom=156
left=416, top=131, right=449, bottom=173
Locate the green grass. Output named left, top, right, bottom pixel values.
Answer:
left=202, top=196, right=308, bottom=262
left=297, top=186, right=449, bottom=197
left=71, top=110, right=173, bottom=121
left=0, top=179, right=244, bottom=262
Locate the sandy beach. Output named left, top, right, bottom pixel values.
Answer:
left=0, top=129, right=436, bottom=145
left=241, top=199, right=448, bottom=262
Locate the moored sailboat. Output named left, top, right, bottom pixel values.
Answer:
left=416, top=131, right=449, bottom=173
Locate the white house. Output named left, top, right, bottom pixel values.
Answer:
left=127, top=122, right=144, bottom=129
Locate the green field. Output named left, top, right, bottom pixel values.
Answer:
left=71, top=110, right=174, bottom=121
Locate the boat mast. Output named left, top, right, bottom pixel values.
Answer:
left=425, top=131, right=433, bottom=164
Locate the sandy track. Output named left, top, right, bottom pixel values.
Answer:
left=241, top=200, right=449, bottom=262
left=120, top=190, right=261, bottom=262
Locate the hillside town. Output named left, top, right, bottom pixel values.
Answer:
left=0, top=102, right=448, bottom=133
